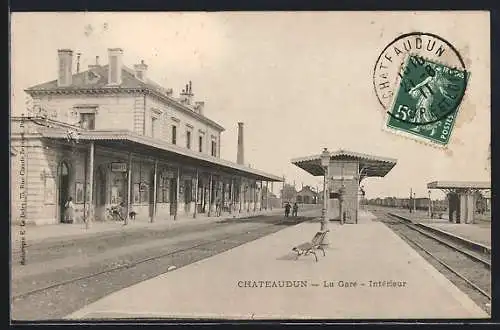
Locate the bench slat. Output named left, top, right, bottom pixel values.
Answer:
left=295, top=242, right=313, bottom=250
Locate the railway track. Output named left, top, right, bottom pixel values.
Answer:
left=387, top=213, right=491, bottom=268
left=12, top=218, right=305, bottom=301
left=378, top=212, right=491, bottom=314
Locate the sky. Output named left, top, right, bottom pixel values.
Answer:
left=10, top=12, right=490, bottom=199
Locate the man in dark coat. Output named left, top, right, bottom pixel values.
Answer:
left=284, top=202, right=291, bottom=217
left=292, top=202, right=298, bottom=217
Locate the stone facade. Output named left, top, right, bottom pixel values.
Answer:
left=10, top=47, right=277, bottom=226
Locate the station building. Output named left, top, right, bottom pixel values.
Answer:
left=292, top=149, right=397, bottom=223
left=295, top=186, right=318, bottom=204
left=11, top=48, right=282, bottom=225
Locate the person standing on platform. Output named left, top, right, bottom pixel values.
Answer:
left=216, top=197, right=222, bottom=217
left=284, top=202, right=291, bottom=218
left=292, top=202, right=298, bottom=217
left=64, top=196, right=75, bottom=224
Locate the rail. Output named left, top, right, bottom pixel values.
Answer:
left=388, top=212, right=491, bottom=257
left=384, top=213, right=491, bottom=302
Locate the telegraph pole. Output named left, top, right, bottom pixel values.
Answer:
left=282, top=175, right=285, bottom=206
left=413, top=192, right=416, bottom=213
left=428, top=190, right=432, bottom=217
left=409, top=188, right=413, bottom=213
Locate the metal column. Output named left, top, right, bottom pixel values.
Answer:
left=208, top=174, right=212, bottom=217
left=253, top=182, right=257, bottom=212
left=125, top=152, right=132, bottom=226
left=266, top=181, right=270, bottom=210
left=152, top=160, right=158, bottom=222
left=194, top=169, right=199, bottom=218
left=239, top=178, right=242, bottom=213
left=230, top=178, right=234, bottom=214
left=259, top=181, right=263, bottom=211
left=175, top=167, right=180, bottom=220
left=85, top=142, right=95, bottom=229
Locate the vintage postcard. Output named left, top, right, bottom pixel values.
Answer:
left=10, top=11, right=491, bottom=321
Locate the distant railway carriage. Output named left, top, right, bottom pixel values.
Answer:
left=414, top=197, right=429, bottom=210
left=367, top=197, right=447, bottom=211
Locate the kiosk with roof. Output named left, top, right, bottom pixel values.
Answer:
left=292, top=149, right=397, bottom=223
left=427, top=181, right=491, bottom=224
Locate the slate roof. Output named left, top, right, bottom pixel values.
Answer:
left=27, top=65, right=167, bottom=91
left=25, top=65, right=225, bottom=131
left=291, top=149, right=397, bottom=178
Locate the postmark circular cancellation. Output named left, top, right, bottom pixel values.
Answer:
left=373, top=32, right=469, bottom=146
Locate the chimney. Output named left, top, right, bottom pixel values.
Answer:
left=179, top=80, right=194, bottom=105
left=133, top=59, right=148, bottom=81
left=237, top=122, right=244, bottom=165
left=166, top=88, right=173, bottom=97
left=88, top=55, right=100, bottom=70
left=57, top=49, right=73, bottom=87
left=108, top=48, right=123, bottom=85
left=194, top=101, right=205, bottom=115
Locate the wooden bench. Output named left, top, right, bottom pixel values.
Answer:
left=292, top=230, right=329, bottom=262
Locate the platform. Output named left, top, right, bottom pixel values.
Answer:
left=66, top=210, right=487, bottom=320
left=423, top=222, right=491, bottom=249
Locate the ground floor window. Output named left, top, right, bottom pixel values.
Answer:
left=139, top=182, right=149, bottom=203
left=184, top=179, right=193, bottom=203
left=234, top=183, right=240, bottom=202
left=110, top=171, right=126, bottom=204
left=157, top=175, right=170, bottom=203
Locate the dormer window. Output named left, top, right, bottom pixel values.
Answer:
left=86, top=70, right=100, bottom=84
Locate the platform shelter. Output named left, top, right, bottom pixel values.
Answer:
left=427, top=181, right=491, bottom=224
left=292, top=150, right=397, bottom=223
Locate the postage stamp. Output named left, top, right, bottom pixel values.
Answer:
left=373, top=32, right=470, bottom=146
left=386, top=54, right=469, bottom=145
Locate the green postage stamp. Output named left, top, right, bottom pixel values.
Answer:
left=386, top=55, right=469, bottom=145
left=373, top=32, right=470, bottom=147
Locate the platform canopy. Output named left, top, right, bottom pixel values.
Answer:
left=39, top=128, right=284, bottom=182
left=427, top=181, right=491, bottom=190
left=291, top=149, right=397, bottom=178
